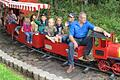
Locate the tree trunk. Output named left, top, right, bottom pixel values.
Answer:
left=54, top=0, right=58, bottom=12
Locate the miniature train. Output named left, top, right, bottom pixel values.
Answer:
left=4, top=23, right=120, bottom=75
left=1, top=0, right=120, bottom=77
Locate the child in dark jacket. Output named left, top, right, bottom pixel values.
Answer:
left=55, top=17, right=64, bottom=42
left=55, top=17, right=63, bottom=35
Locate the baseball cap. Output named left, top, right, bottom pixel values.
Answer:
left=41, top=13, right=47, bottom=16
left=68, top=13, right=75, bottom=18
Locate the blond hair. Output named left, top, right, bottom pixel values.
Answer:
left=56, top=16, right=62, bottom=21
left=48, top=18, right=55, bottom=23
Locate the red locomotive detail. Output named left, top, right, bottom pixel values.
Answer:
left=93, top=32, right=120, bottom=75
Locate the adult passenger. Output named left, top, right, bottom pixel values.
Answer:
left=6, top=10, right=17, bottom=24
left=15, top=12, right=24, bottom=35
left=66, top=12, right=111, bottom=73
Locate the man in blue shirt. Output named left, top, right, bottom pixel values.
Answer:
left=67, top=12, right=110, bottom=73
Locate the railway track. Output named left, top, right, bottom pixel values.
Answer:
left=0, top=27, right=119, bottom=80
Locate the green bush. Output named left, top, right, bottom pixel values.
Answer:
left=39, top=0, right=120, bottom=42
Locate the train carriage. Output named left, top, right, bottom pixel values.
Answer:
left=44, top=39, right=86, bottom=59
left=0, top=0, right=50, bottom=47
left=32, top=33, right=45, bottom=48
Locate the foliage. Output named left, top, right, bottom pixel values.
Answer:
left=0, top=63, right=27, bottom=80
left=38, top=0, right=120, bottom=41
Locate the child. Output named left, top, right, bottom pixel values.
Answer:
left=55, top=17, right=64, bottom=35
left=22, top=17, right=33, bottom=43
left=38, top=13, right=48, bottom=33
left=44, top=18, right=57, bottom=43
left=30, top=14, right=38, bottom=34
left=55, top=17, right=64, bottom=42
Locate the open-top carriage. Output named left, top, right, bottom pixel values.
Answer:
left=0, top=0, right=50, bottom=47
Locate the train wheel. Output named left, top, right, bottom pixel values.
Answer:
left=98, top=60, right=110, bottom=72
left=112, top=63, right=120, bottom=75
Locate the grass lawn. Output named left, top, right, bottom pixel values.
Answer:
left=0, top=63, right=31, bottom=80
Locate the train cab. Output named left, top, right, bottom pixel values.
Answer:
left=92, top=32, right=120, bottom=60
left=92, top=31, right=109, bottom=59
